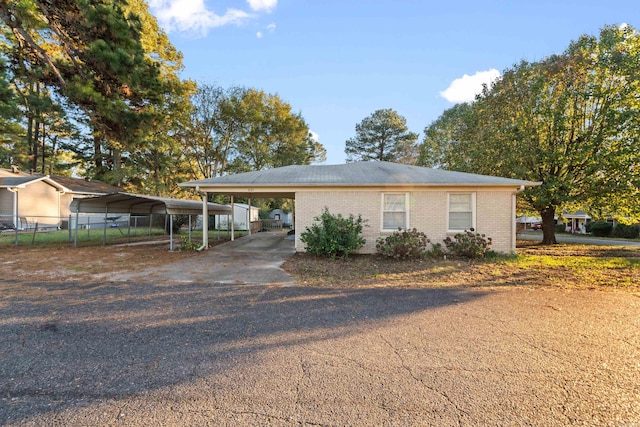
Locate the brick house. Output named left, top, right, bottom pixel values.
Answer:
left=181, top=161, right=539, bottom=253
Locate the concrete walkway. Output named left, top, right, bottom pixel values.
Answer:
left=112, top=231, right=297, bottom=285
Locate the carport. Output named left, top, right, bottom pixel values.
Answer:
left=70, top=193, right=231, bottom=250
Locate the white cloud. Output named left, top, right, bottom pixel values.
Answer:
left=266, top=23, right=276, bottom=32
left=247, top=0, right=277, bottom=12
left=256, top=31, right=263, bottom=38
left=440, top=69, right=501, bottom=103
left=309, top=130, right=320, bottom=142
left=149, top=0, right=251, bottom=36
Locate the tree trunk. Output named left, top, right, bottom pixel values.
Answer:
left=41, top=122, right=46, bottom=174
left=32, top=118, right=40, bottom=173
left=540, top=207, right=557, bottom=245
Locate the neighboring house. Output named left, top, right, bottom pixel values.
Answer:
left=516, top=215, right=542, bottom=230
left=215, top=203, right=259, bottom=231
left=180, top=161, right=539, bottom=253
left=0, top=167, right=120, bottom=229
left=562, top=210, right=592, bottom=234
left=268, top=209, right=293, bottom=228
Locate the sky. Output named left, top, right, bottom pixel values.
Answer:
left=147, top=0, right=637, bottom=165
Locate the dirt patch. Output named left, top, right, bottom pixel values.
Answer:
left=0, top=239, right=227, bottom=282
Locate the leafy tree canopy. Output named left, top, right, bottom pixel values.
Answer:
left=419, top=25, right=640, bottom=244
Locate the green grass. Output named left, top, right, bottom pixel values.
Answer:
left=0, top=227, right=249, bottom=247
left=508, top=254, right=640, bottom=269
left=0, top=227, right=169, bottom=246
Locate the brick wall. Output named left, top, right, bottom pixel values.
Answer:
left=295, top=188, right=517, bottom=254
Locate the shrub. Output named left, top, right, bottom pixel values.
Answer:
left=179, top=235, right=200, bottom=251
left=376, top=228, right=430, bottom=260
left=443, top=229, right=492, bottom=259
left=426, top=242, right=446, bottom=259
left=612, top=223, right=640, bottom=239
left=300, top=208, right=366, bottom=259
left=589, top=221, right=613, bottom=237
left=555, top=224, right=566, bottom=234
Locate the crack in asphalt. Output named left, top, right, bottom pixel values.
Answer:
left=377, top=332, right=468, bottom=426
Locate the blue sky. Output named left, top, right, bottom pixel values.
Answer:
left=148, top=0, right=637, bottom=165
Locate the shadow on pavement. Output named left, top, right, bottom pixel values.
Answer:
left=0, top=280, right=487, bottom=423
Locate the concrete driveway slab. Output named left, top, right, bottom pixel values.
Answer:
left=111, top=231, right=296, bottom=285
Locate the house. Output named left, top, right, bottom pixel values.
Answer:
left=268, top=209, right=293, bottom=228
left=0, top=167, right=120, bottom=229
left=562, top=210, right=592, bottom=234
left=215, top=203, right=259, bottom=231
left=180, top=162, right=539, bottom=254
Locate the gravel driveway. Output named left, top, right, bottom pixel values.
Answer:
left=1, top=277, right=639, bottom=425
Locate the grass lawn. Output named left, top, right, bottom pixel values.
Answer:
left=282, top=240, right=640, bottom=292
left=0, top=227, right=246, bottom=247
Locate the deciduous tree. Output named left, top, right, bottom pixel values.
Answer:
left=419, top=25, right=640, bottom=244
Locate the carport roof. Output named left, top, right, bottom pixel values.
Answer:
left=70, top=193, right=231, bottom=215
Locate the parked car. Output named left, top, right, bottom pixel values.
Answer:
left=532, top=223, right=543, bottom=230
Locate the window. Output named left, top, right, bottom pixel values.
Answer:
left=382, top=193, right=408, bottom=230
left=448, top=193, right=475, bottom=231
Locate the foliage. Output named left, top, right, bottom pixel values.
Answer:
left=419, top=25, right=640, bottom=245
left=555, top=224, right=566, bottom=234
left=300, top=208, right=366, bottom=259
left=185, top=84, right=326, bottom=181
left=425, top=242, right=446, bottom=259
left=612, top=223, right=640, bottom=239
left=376, top=228, right=430, bottom=260
left=179, top=235, right=200, bottom=251
left=589, top=221, right=613, bottom=237
left=443, top=229, right=492, bottom=259
left=345, top=108, right=418, bottom=163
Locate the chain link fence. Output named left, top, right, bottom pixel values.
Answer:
left=0, top=214, right=172, bottom=247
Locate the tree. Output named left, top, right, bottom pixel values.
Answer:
left=0, top=0, right=164, bottom=181
left=345, top=108, right=419, bottom=163
left=419, top=25, right=640, bottom=244
left=184, top=84, right=326, bottom=181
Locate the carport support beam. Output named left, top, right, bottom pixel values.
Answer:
left=169, top=214, right=173, bottom=251
left=201, top=193, right=208, bottom=249
left=248, top=197, right=251, bottom=235
left=230, top=195, right=234, bottom=241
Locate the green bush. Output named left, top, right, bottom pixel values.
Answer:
left=612, top=223, right=640, bottom=239
left=589, top=221, right=613, bottom=237
left=443, top=229, right=492, bottom=259
left=179, top=235, right=200, bottom=251
left=376, top=228, right=430, bottom=260
left=426, top=242, right=446, bottom=259
left=300, top=208, right=366, bottom=259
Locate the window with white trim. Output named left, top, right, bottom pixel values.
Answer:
left=448, top=193, right=475, bottom=231
left=382, top=193, right=408, bottom=230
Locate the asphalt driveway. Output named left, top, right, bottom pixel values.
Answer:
left=111, top=230, right=296, bottom=285
left=1, top=276, right=639, bottom=425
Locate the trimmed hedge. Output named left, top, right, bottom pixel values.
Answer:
left=612, top=223, right=640, bottom=239
left=589, top=221, right=613, bottom=237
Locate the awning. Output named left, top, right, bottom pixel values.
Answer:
left=70, top=193, right=231, bottom=215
